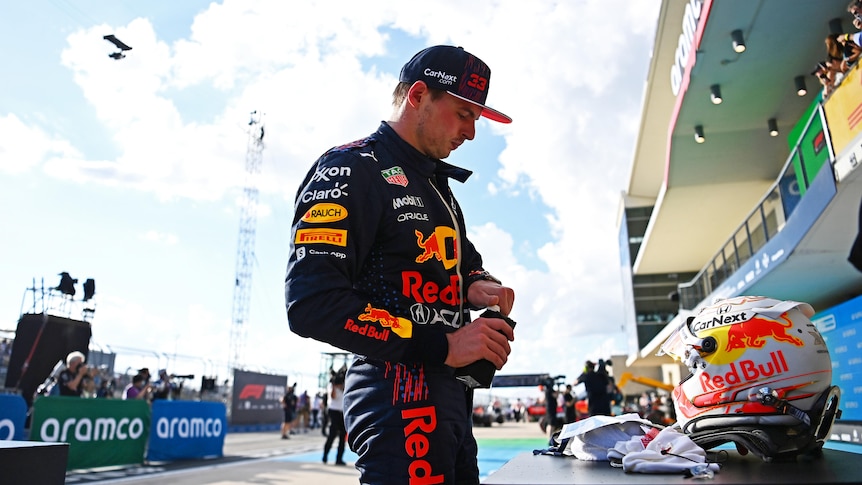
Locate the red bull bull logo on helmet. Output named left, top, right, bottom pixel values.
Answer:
left=695, top=308, right=806, bottom=365
left=724, top=314, right=804, bottom=352
left=415, top=227, right=457, bottom=269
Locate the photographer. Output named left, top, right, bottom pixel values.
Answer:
left=122, top=373, right=153, bottom=400
left=58, top=351, right=88, bottom=397
left=151, top=369, right=175, bottom=400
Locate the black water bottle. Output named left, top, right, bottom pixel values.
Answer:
left=454, top=306, right=517, bottom=389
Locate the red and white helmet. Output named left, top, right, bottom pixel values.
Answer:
left=659, top=296, right=841, bottom=461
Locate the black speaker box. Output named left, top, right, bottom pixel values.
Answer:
left=4, top=313, right=91, bottom=406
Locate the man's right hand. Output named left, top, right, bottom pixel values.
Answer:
left=443, top=315, right=514, bottom=369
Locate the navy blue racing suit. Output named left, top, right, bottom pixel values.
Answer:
left=285, top=122, right=495, bottom=484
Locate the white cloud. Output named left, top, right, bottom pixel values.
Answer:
left=0, top=114, right=82, bottom=174
left=141, top=230, right=178, bottom=246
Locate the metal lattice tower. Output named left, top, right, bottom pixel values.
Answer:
left=229, top=110, right=265, bottom=374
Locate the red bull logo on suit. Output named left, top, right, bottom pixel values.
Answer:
left=356, top=303, right=413, bottom=338
left=414, top=227, right=457, bottom=269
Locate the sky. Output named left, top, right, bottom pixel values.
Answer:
left=0, top=0, right=662, bottom=398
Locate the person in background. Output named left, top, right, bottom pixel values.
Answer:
left=280, top=384, right=297, bottom=439
left=297, top=390, right=311, bottom=433
left=151, top=369, right=174, bottom=400
left=311, top=391, right=322, bottom=430
left=96, top=379, right=111, bottom=398
left=577, top=360, right=612, bottom=417
left=57, top=351, right=88, bottom=397
left=848, top=0, right=862, bottom=30
left=138, top=367, right=152, bottom=388
left=825, top=33, right=861, bottom=74
left=284, top=44, right=514, bottom=484
left=836, top=32, right=862, bottom=68
left=320, top=390, right=329, bottom=437
left=322, top=369, right=347, bottom=466
left=511, top=398, right=524, bottom=423
left=542, top=377, right=561, bottom=437
left=80, top=366, right=98, bottom=398
left=563, top=384, right=577, bottom=424
left=598, top=358, right=622, bottom=414
left=123, top=373, right=152, bottom=400
left=812, top=61, right=836, bottom=96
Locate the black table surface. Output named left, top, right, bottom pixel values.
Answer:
left=482, top=448, right=862, bottom=484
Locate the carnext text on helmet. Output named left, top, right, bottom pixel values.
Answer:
left=692, top=312, right=749, bottom=331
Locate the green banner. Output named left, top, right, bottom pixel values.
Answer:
left=30, top=396, right=150, bottom=470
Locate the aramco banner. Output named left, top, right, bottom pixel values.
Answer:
left=0, top=394, right=28, bottom=440
left=230, top=369, right=286, bottom=426
left=146, top=400, right=226, bottom=462
left=30, top=396, right=149, bottom=470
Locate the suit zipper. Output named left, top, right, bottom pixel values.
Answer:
left=428, top=178, right=465, bottom=323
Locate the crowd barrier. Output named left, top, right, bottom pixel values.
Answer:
left=0, top=395, right=227, bottom=470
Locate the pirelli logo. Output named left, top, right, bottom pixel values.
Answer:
left=295, top=228, right=347, bottom=247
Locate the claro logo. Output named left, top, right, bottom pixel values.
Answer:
left=155, top=416, right=223, bottom=439
left=39, top=417, right=146, bottom=442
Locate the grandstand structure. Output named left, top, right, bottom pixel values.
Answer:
left=619, top=0, right=862, bottom=437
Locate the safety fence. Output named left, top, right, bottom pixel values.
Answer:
left=0, top=395, right=226, bottom=470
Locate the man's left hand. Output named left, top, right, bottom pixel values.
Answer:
left=467, top=279, right=515, bottom=315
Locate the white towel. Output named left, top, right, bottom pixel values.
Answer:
left=566, top=415, right=654, bottom=461
left=622, top=427, right=720, bottom=475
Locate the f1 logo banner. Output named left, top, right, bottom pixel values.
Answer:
left=0, top=394, right=27, bottom=440
left=230, top=369, right=287, bottom=426
left=30, top=396, right=150, bottom=470
left=146, top=400, right=227, bottom=462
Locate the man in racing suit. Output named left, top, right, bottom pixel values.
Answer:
left=285, top=45, right=515, bottom=484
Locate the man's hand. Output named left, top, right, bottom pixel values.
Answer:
left=444, top=314, right=514, bottom=369
left=467, top=279, right=515, bottom=316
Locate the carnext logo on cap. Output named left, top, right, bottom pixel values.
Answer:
left=424, top=68, right=457, bottom=86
